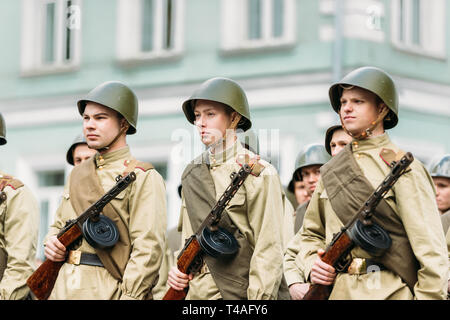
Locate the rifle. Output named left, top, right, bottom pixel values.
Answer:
left=303, top=152, right=414, bottom=300
left=26, top=172, right=136, bottom=300
left=163, top=159, right=256, bottom=300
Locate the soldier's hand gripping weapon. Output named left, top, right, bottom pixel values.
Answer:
left=162, top=159, right=257, bottom=300
left=302, top=152, right=414, bottom=300
left=26, top=172, right=136, bottom=300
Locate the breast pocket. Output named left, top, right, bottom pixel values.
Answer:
left=226, top=190, right=246, bottom=214
left=103, top=185, right=128, bottom=212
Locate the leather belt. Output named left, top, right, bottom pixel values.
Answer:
left=345, top=258, right=386, bottom=275
left=67, top=251, right=104, bottom=267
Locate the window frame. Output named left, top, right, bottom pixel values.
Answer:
left=221, top=0, right=296, bottom=54
left=20, top=0, right=82, bottom=76
left=390, top=0, right=446, bottom=59
left=116, top=0, right=185, bottom=65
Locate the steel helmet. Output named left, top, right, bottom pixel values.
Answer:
left=77, top=81, right=138, bottom=134
left=182, top=77, right=251, bottom=132
left=66, top=133, right=89, bottom=166
left=293, top=144, right=331, bottom=181
left=430, top=154, right=450, bottom=179
left=0, top=113, right=6, bottom=145
left=329, top=66, right=399, bottom=129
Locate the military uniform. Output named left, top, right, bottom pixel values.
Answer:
left=178, top=141, right=286, bottom=299
left=282, top=145, right=330, bottom=292
left=299, top=134, right=448, bottom=299
left=175, top=77, right=288, bottom=300
left=297, top=67, right=448, bottom=299
left=152, top=227, right=180, bottom=300
left=283, top=201, right=309, bottom=287
left=0, top=173, right=39, bottom=299
left=46, top=146, right=167, bottom=299
left=45, top=82, right=167, bottom=300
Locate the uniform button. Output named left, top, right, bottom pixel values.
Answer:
left=98, top=166, right=103, bottom=170
left=126, top=160, right=130, bottom=165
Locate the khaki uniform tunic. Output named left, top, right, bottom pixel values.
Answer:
left=46, top=146, right=167, bottom=300
left=0, top=173, right=38, bottom=299
left=444, top=210, right=450, bottom=291
left=283, top=227, right=306, bottom=286
left=179, top=141, right=286, bottom=300
left=281, top=199, right=295, bottom=249
left=283, top=203, right=309, bottom=286
left=298, top=134, right=448, bottom=299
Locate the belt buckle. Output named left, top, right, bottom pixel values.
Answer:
left=67, top=250, right=81, bottom=265
left=347, top=258, right=366, bottom=275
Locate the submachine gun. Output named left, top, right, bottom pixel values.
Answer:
left=163, top=159, right=257, bottom=300
left=303, top=152, right=414, bottom=300
left=26, top=172, right=136, bottom=300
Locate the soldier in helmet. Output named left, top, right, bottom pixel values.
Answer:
left=43, top=81, right=167, bottom=300
left=290, top=144, right=331, bottom=235
left=167, top=77, right=289, bottom=299
left=430, top=155, right=450, bottom=218
left=429, top=154, right=450, bottom=297
left=283, top=126, right=351, bottom=300
left=283, top=144, right=331, bottom=300
left=324, top=124, right=352, bottom=157
left=296, top=66, right=448, bottom=299
left=66, top=133, right=96, bottom=166
left=0, top=113, right=39, bottom=299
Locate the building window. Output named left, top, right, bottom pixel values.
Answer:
left=391, top=0, right=446, bottom=58
left=21, top=0, right=82, bottom=76
left=117, top=0, right=185, bottom=64
left=221, top=0, right=296, bottom=53
left=34, top=169, right=65, bottom=262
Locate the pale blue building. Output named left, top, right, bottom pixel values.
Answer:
left=0, top=0, right=449, bottom=260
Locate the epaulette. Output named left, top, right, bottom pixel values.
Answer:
left=0, top=174, right=24, bottom=191
left=379, top=148, right=406, bottom=167
left=236, top=153, right=265, bottom=177
left=135, top=161, right=154, bottom=172
left=123, top=159, right=154, bottom=175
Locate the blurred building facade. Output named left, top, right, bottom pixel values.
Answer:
left=0, top=0, right=449, bottom=260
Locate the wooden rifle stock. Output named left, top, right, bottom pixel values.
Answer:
left=27, top=224, right=83, bottom=300
left=26, top=172, right=136, bottom=300
left=162, top=236, right=202, bottom=300
left=302, top=232, right=354, bottom=300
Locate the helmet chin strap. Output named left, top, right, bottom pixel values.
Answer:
left=94, top=123, right=129, bottom=154
left=340, top=105, right=389, bottom=140
left=207, top=114, right=242, bottom=153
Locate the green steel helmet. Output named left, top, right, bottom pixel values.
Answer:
left=66, top=133, right=88, bottom=166
left=430, top=154, right=450, bottom=179
left=293, top=144, right=331, bottom=181
left=329, top=66, right=399, bottom=129
left=182, top=77, right=251, bottom=132
left=324, top=124, right=343, bottom=155
left=0, top=113, right=6, bottom=145
left=77, top=81, right=138, bottom=134
left=237, top=129, right=259, bottom=154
